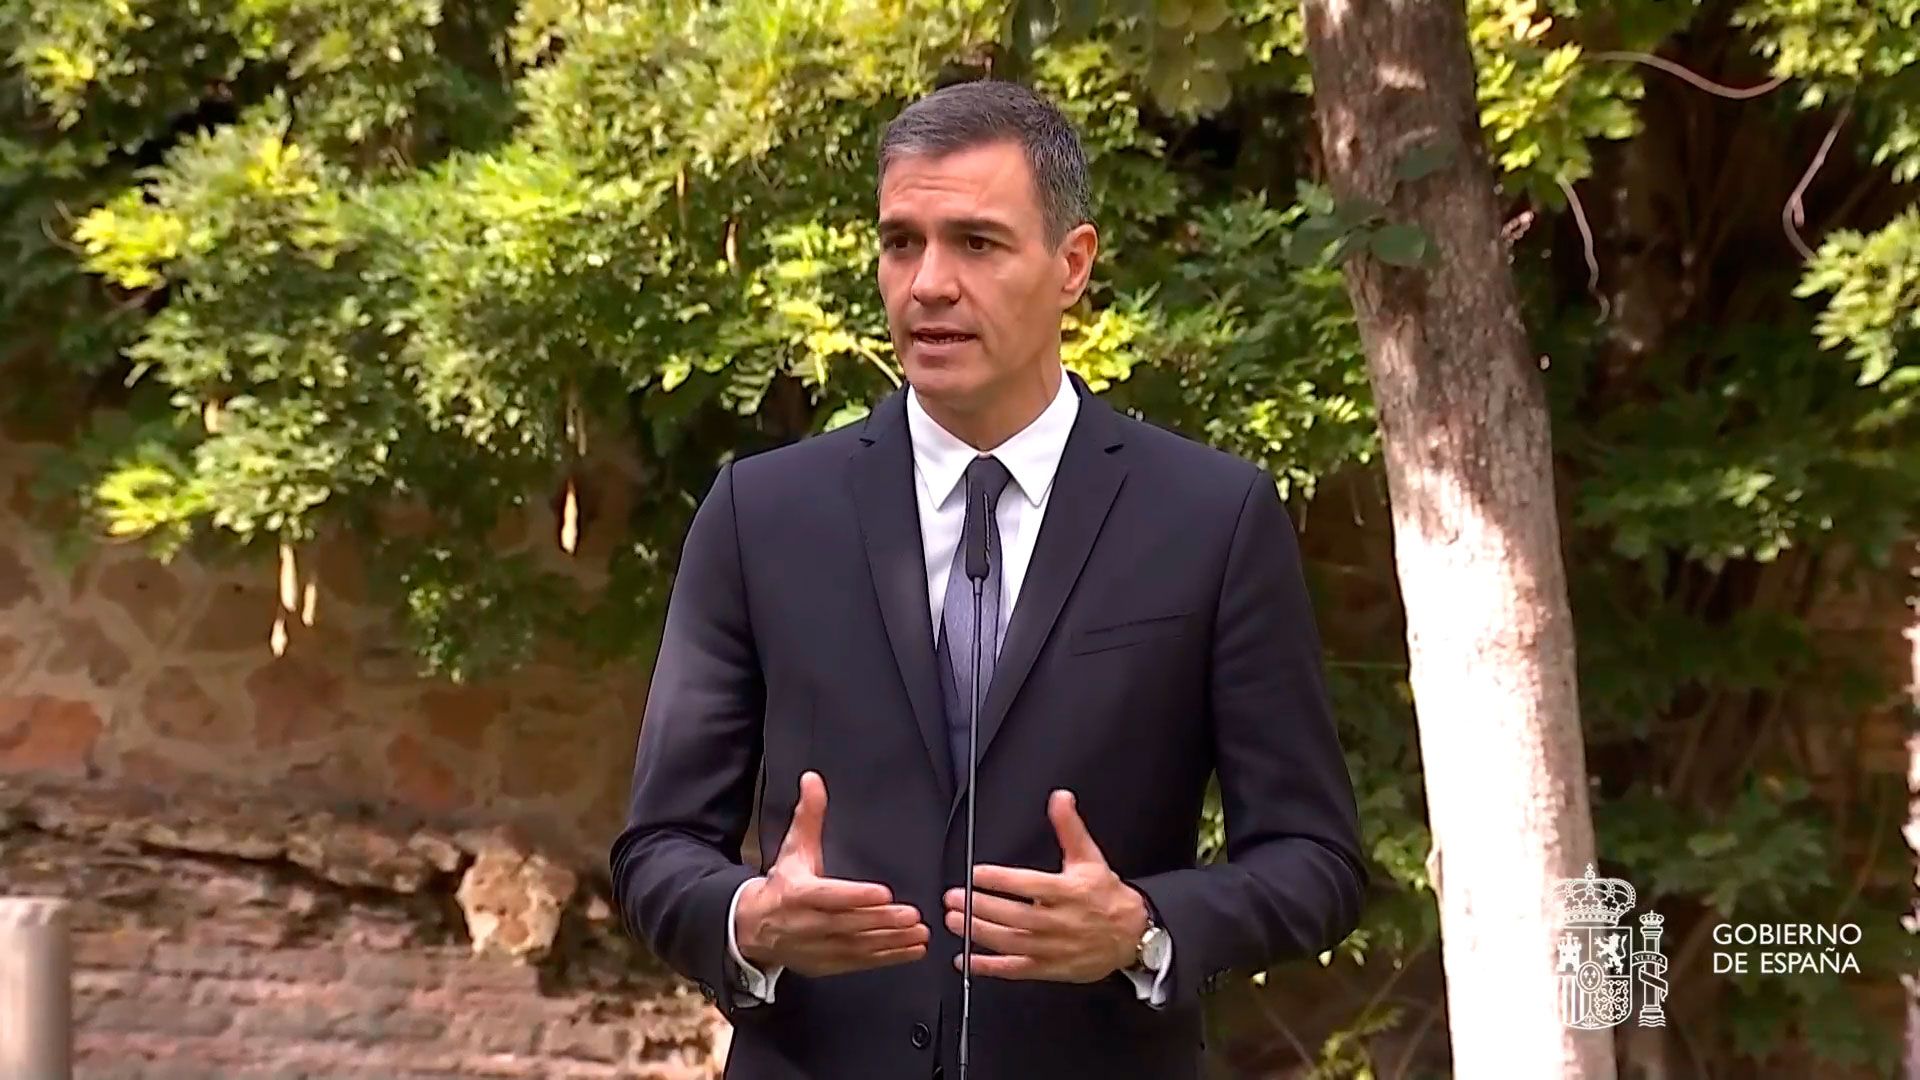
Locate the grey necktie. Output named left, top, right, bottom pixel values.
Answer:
left=937, top=456, right=1014, bottom=784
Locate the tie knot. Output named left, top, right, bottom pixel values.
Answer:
left=966, top=455, right=1013, bottom=505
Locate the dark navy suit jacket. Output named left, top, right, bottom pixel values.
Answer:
left=610, top=373, right=1367, bottom=1079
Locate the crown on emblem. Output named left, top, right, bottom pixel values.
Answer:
left=1638, top=912, right=1665, bottom=929
left=1553, top=864, right=1636, bottom=926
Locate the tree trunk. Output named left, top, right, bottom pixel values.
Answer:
left=1297, top=2, right=1614, bottom=1078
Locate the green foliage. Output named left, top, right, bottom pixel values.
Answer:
left=1561, top=318, right=1920, bottom=567
left=1798, top=206, right=1920, bottom=393
left=1737, top=0, right=1920, bottom=181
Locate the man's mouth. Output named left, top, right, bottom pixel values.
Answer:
left=913, top=330, right=975, bottom=345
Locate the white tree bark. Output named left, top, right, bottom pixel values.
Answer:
left=1298, top=1, right=1613, bottom=1076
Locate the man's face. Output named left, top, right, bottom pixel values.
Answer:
left=876, top=139, right=1095, bottom=410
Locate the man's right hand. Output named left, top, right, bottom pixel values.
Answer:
left=734, top=771, right=929, bottom=976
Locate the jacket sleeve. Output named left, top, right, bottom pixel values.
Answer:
left=608, top=461, right=765, bottom=1015
left=1130, top=467, right=1369, bottom=1007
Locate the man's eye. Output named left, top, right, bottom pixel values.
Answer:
left=967, top=236, right=991, bottom=251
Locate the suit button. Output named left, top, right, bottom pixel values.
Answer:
left=911, top=1021, right=932, bottom=1049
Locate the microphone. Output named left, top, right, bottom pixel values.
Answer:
left=964, top=476, right=990, bottom=581
left=959, top=477, right=991, bottom=1080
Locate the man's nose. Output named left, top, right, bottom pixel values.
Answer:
left=909, top=245, right=960, bottom=305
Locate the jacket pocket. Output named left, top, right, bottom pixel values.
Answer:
left=1068, top=611, right=1196, bottom=656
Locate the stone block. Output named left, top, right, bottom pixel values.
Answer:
left=151, top=943, right=325, bottom=981
left=455, top=829, right=578, bottom=962
left=144, top=666, right=247, bottom=747
left=44, top=613, right=131, bottom=683
left=328, top=990, right=449, bottom=1044
left=386, top=733, right=470, bottom=814
left=285, top=814, right=440, bottom=893
left=446, top=1009, right=540, bottom=1056
left=497, top=725, right=600, bottom=802
left=84, top=984, right=236, bottom=1037
left=0, top=694, right=102, bottom=773
left=343, top=952, right=450, bottom=990
left=420, top=684, right=506, bottom=753
left=0, top=542, right=38, bottom=611
left=406, top=829, right=466, bottom=874
left=247, top=657, right=348, bottom=748
left=92, top=558, right=187, bottom=644
left=440, top=958, right=542, bottom=996
left=188, top=581, right=277, bottom=652
left=540, top=1017, right=630, bottom=1063
left=75, top=928, right=163, bottom=971
left=228, top=998, right=343, bottom=1041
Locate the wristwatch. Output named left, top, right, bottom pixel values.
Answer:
left=1134, top=918, right=1171, bottom=973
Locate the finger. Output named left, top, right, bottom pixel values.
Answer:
left=862, top=943, right=928, bottom=969
left=945, top=909, right=1039, bottom=956
left=793, top=877, right=896, bottom=910
left=1049, top=790, right=1104, bottom=867
left=818, top=902, right=924, bottom=933
left=970, top=865, right=1069, bottom=903
left=955, top=952, right=1043, bottom=980
left=944, top=889, right=1049, bottom=931
left=782, top=771, right=828, bottom=873
left=840, top=924, right=931, bottom=953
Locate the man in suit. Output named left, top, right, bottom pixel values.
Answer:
left=610, top=79, right=1367, bottom=1079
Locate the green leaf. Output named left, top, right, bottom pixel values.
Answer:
left=823, top=402, right=870, bottom=432
left=1392, top=137, right=1457, bottom=183
left=1334, top=197, right=1387, bottom=229
left=1288, top=214, right=1347, bottom=265
left=1368, top=223, right=1431, bottom=267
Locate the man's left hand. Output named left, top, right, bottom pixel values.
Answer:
left=944, top=789, right=1149, bottom=983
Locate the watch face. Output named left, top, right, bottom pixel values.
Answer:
left=1141, top=927, right=1171, bottom=970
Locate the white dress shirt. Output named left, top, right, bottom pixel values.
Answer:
left=725, top=366, right=1171, bottom=1007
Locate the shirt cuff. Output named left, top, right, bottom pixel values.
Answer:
left=726, top=877, right=783, bottom=1004
left=1124, top=933, right=1173, bottom=1008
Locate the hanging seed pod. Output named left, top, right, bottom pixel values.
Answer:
left=203, top=400, right=223, bottom=433
left=270, top=612, right=288, bottom=657
left=560, top=478, right=579, bottom=555
left=301, top=581, right=318, bottom=627
left=725, top=218, right=739, bottom=272
left=278, top=543, right=298, bottom=611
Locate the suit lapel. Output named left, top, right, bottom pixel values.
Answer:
left=949, top=380, right=1127, bottom=820
left=848, top=389, right=954, bottom=798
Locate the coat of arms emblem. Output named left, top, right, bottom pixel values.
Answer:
left=1553, top=864, right=1669, bottom=1029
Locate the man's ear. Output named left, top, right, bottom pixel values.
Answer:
left=1058, top=221, right=1099, bottom=310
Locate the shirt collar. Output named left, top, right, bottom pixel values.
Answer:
left=905, top=366, right=1080, bottom=510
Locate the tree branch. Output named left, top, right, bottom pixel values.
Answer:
left=1589, top=51, right=1788, bottom=101
left=1783, top=104, right=1853, bottom=261
left=1555, top=176, right=1605, bottom=320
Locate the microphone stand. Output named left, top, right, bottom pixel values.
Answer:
left=959, top=483, right=991, bottom=1080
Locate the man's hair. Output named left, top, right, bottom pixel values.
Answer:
left=876, top=80, right=1092, bottom=247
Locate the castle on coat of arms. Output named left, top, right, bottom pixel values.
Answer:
left=1554, top=863, right=1670, bottom=1030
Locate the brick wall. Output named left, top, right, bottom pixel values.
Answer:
left=1, top=775, right=726, bottom=1079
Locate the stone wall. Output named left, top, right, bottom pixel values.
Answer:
left=0, top=431, right=647, bottom=865
left=0, top=774, right=725, bottom=1079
